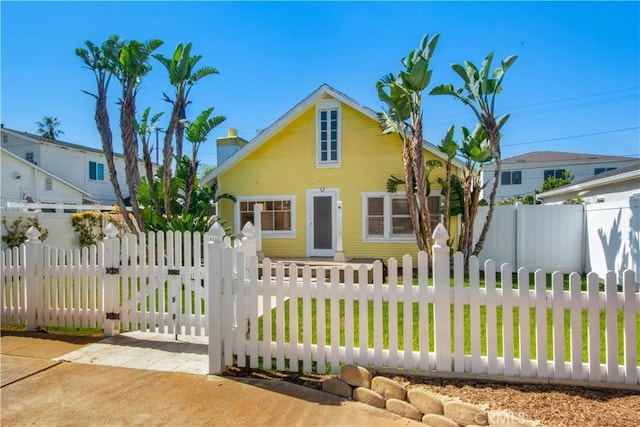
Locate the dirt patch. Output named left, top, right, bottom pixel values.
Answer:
left=225, top=367, right=640, bottom=427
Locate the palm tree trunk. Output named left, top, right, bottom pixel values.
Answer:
left=175, top=102, right=187, bottom=160
left=402, top=135, right=423, bottom=252
left=411, top=107, right=433, bottom=257
left=183, top=160, right=197, bottom=213
left=472, top=157, right=500, bottom=257
left=141, top=137, right=160, bottom=214
left=162, top=101, right=182, bottom=215
left=95, top=89, right=137, bottom=234
left=443, top=160, right=452, bottom=246
left=120, top=89, right=144, bottom=232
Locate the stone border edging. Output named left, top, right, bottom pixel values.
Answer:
left=322, top=364, right=539, bottom=427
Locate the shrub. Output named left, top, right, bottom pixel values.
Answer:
left=71, top=211, right=103, bottom=247
left=1, top=216, right=49, bottom=247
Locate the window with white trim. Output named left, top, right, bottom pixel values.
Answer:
left=89, top=161, right=105, bottom=181
left=363, top=193, right=440, bottom=241
left=26, top=152, right=34, bottom=163
left=237, top=197, right=295, bottom=237
left=316, top=100, right=341, bottom=166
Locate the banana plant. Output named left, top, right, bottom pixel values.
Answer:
left=431, top=52, right=517, bottom=257
left=114, top=38, right=164, bottom=232
left=76, top=35, right=136, bottom=233
left=182, top=108, right=226, bottom=212
left=154, top=43, right=219, bottom=215
left=377, top=33, right=440, bottom=254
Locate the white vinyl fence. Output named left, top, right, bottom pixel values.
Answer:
left=2, top=223, right=638, bottom=387
left=474, top=201, right=640, bottom=281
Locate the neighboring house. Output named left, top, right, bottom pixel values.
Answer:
left=481, top=151, right=639, bottom=202
left=0, top=126, right=147, bottom=205
left=536, top=163, right=640, bottom=205
left=0, top=147, right=94, bottom=208
left=201, top=84, right=461, bottom=261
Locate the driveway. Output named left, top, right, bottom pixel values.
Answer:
left=1, top=330, right=420, bottom=426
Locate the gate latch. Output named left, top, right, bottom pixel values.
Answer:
left=106, top=312, right=120, bottom=320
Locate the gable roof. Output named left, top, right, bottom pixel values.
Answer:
left=537, top=162, right=640, bottom=199
left=0, top=126, right=126, bottom=158
left=501, top=151, right=634, bottom=166
left=202, top=84, right=463, bottom=185
left=1, top=147, right=93, bottom=197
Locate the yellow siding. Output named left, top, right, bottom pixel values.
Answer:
left=218, top=98, right=458, bottom=260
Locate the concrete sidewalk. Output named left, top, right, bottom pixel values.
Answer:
left=1, top=331, right=420, bottom=426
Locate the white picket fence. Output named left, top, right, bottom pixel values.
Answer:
left=2, top=223, right=639, bottom=387
left=208, top=224, right=639, bottom=387
left=0, top=224, right=255, bottom=336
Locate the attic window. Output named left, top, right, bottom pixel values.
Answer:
left=26, top=152, right=34, bottom=163
left=316, top=99, right=341, bottom=167
left=2, top=135, right=7, bottom=144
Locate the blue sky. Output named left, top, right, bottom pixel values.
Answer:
left=1, top=1, right=639, bottom=168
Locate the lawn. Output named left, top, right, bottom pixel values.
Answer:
left=257, top=273, right=640, bottom=367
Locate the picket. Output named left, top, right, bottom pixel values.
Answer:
left=2, top=221, right=638, bottom=387
left=569, top=272, right=583, bottom=380
left=552, top=272, right=565, bottom=379
left=288, top=263, right=299, bottom=372
left=587, top=272, right=601, bottom=381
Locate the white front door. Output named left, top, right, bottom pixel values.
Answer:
left=307, top=189, right=337, bottom=257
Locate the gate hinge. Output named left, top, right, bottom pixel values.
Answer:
left=106, top=267, right=120, bottom=275
left=167, top=268, right=180, bottom=276
left=106, top=312, right=120, bottom=320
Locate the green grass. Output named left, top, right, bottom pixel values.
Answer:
left=257, top=275, right=639, bottom=367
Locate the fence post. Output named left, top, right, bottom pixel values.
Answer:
left=432, top=223, right=451, bottom=371
left=207, top=221, right=226, bottom=375
left=103, top=223, right=120, bottom=337
left=25, top=226, right=42, bottom=331
left=253, top=204, right=264, bottom=261
left=334, top=201, right=346, bottom=262
left=240, top=222, right=257, bottom=260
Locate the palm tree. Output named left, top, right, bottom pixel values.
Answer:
left=35, top=116, right=64, bottom=140
left=154, top=43, right=219, bottom=215
left=182, top=107, right=225, bottom=212
left=431, top=52, right=517, bottom=256
left=76, top=36, right=137, bottom=233
left=377, top=33, right=440, bottom=255
left=113, top=38, right=164, bottom=232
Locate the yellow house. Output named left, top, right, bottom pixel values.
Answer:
left=201, top=85, right=460, bottom=261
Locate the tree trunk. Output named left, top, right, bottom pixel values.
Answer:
left=175, top=101, right=187, bottom=160
left=141, top=136, right=160, bottom=214
left=95, top=89, right=137, bottom=234
left=183, top=159, right=197, bottom=213
left=402, top=134, right=424, bottom=252
left=443, top=160, right=451, bottom=246
left=120, top=88, right=144, bottom=232
left=471, top=117, right=502, bottom=257
left=162, top=98, right=184, bottom=215
left=472, top=157, right=501, bottom=257
left=411, top=106, right=433, bottom=257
